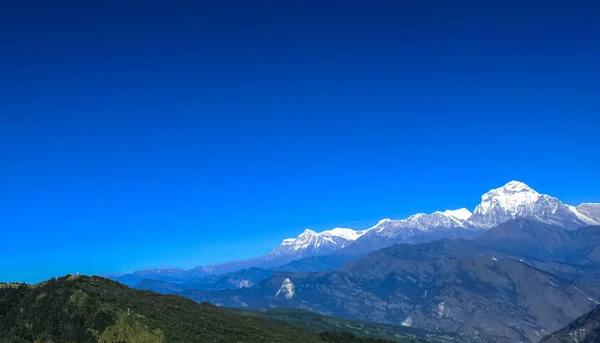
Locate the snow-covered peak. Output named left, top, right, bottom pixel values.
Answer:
left=567, top=204, right=600, bottom=225
left=470, top=181, right=589, bottom=229
left=369, top=208, right=472, bottom=233
left=442, top=208, right=472, bottom=221
left=281, top=238, right=296, bottom=246
left=281, top=227, right=364, bottom=247
left=299, top=228, right=318, bottom=237
left=321, top=227, right=366, bottom=241
left=474, top=181, right=541, bottom=216
left=268, top=226, right=365, bottom=259
left=503, top=180, right=538, bottom=193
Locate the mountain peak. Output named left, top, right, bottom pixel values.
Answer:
left=442, top=208, right=472, bottom=221
left=469, top=181, right=590, bottom=229
left=475, top=181, right=541, bottom=217
left=321, top=227, right=366, bottom=240
left=500, top=181, right=538, bottom=193
left=300, top=229, right=318, bottom=236
left=268, top=226, right=365, bottom=260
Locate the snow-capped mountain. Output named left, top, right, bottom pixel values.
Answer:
left=330, top=181, right=599, bottom=255
left=112, top=180, right=600, bottom=286
left=345, top=208, right=479, bottom=254
left=469, top=181, right=592, bottom=229
left=174, top=228, right=367, bottom=278
left=369, top=208, right=472, bottom=236
left=567, top=203, right=600, bottom=226
left=266, top=227, right=366, bottom=259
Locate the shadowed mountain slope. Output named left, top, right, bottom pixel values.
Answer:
left=540, top=304, right=600, bottom=343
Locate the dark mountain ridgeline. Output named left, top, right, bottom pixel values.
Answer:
left=540, top=304, right=600, bottom=343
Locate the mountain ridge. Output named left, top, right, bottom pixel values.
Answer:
left=540, top=304, right=600, bottom=343
left=111, top=181, right=600, bottom=286
left=180, top=219, right=600, bottom=343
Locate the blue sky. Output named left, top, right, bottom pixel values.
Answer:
left=1, top=0, right=599, bottom=282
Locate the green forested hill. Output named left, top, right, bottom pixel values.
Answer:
left=0, top=275, right=401, bottom=343
left=233, top=308, right=468, bottom=343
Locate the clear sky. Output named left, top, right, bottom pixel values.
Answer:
left=1, top=0, right=599, bottom=283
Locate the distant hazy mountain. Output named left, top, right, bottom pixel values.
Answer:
left=111, top=181, right=600, bottom=286
left=135, top=267, right=275, bottom=294
left=113, top=228, right=367, bottom=286
left=183, top=219, right=600, bottom=343
left=110, top=267, right=204, bottom=286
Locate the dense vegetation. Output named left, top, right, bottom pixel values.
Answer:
left=0, top=276, right=407, bottom=343
left=235, top=308, right=465, bottom=343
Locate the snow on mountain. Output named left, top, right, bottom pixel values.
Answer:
left=267, top=227, right=365, bottom=258
left=345, top=181, right=599, bottom=255
left=444, top=208, right=473, bottom=221
left=114, top=180, right=600, bottom=284
left=365, top=181, right=596, bottom=236
left=275, top=278, right=295, bottom=299
left=567, top=203, right=600, bottom=225
left=343, top=208, right=477, bottom=253
left=469, top=181, right=587, bottom=229
left=474, top=181, right=541, bottom=217
left=369, top=208, right=472, bottom=236
left=322, top=227, right=366, bottom=241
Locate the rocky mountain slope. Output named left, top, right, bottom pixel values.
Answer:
left=540, top=304, right=600, bottom=343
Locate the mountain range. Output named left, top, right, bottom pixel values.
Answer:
left=111, top=181, right=600, bottom=286
left=181, top=219, right=600, bottom=343
left=102, top=181, right=600, bottom=343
